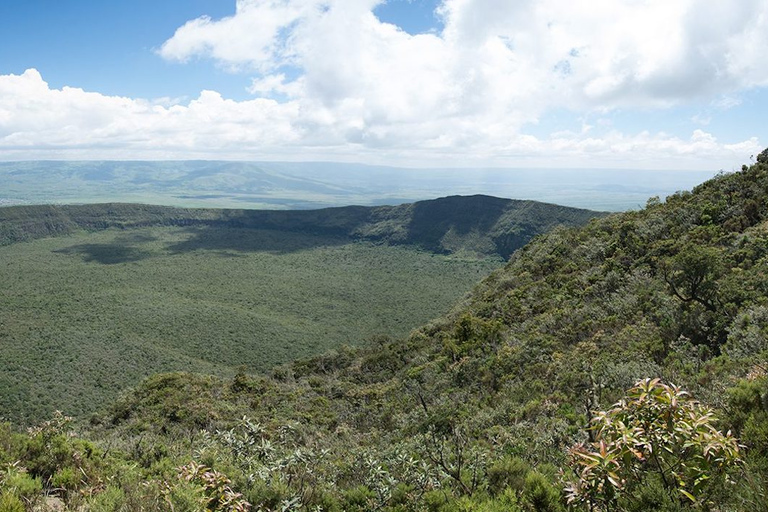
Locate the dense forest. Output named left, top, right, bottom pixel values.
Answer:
left=1, top=151, right=768, bottom=511
left=0, top=196, right=599, bottom=423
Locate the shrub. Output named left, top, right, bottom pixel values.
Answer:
left=487, top=456, right=529, bottom=495
left=0, top=492, right=25, bottom=512
left=522, top=471, right=562, bottom=512
left=565, top=379, right=741, bottom=511
left=88, top=486, right=126, bottom=512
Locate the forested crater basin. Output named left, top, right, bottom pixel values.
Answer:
left=0, top=195, right=602, bottom=423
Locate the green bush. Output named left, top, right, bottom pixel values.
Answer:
left=342, top=485, right=375, bottom=511
left=52, top=466, right=81, bottom=491
left=1, top=467, right=41, bottom=503
left=0, top=493, right=24, bottom=512
left=565, top=379, right=741, bottom=511
left=522, top=471, right=562, bottom=512
left=88, top=486, right=126, bottom=512
left=487, top=455, right=530, bottom=495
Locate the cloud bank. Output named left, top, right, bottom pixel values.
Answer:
left=2, top=0, right=767, bottom=167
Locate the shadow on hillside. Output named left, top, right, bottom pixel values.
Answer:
left=54, top=243, right=153, bottom=265
left=112, top=232, right=159, bottom=244
left=404, top=196, right=510, bottom=253
left=164, top=226, right=352, bottom=255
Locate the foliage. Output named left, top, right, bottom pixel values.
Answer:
left=565, top=379, right=741, bottom=510
left=0, top=153, right=767, bottom=510
left=0, top=227, right=500, bottom=424
left=178, top=461, right=251, bottom=512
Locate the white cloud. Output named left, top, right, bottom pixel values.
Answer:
left=713, top=95, right=743, bottom=110
left=158, top=0, right=312, bottom=71
left=0, top=67, right=761, bottom=168
left=0, top=69, right=302, bottom=154
left=2, top=0, right=767, bottom=167
left=156, top=0, right=768, bottom=139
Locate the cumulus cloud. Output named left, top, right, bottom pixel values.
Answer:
left=161, top=0, right=768, bottom=108
left=2, top=0, right=767, bottom=166
left=0, top=69, right=302, bottom=154
left=157, top=0, right=768, bottom=159
left=0, top=68, right=762, bottom=168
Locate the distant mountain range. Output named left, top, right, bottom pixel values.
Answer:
left=0, top=160, right=716, bottom=211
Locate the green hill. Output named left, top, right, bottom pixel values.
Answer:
left=1, top=153, right=767, bottom=511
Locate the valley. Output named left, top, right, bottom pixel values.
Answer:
left=0, top=156, right=766, bottom=511
left=0, top=196, right=600, bottom=424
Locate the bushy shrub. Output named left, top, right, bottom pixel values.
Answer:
left=0, top=492, right=25, bottom=512
left=565, top=379, right=741, bottom=511
left=88, top=486, right=126, bottom=512
left=522, top=471, right=562, bottom=512
left=487, top=456, right=529, bottom=495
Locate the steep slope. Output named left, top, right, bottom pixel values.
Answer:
left=83, top=152, right=768, bottom=511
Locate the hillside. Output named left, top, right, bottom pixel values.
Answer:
left=0, top=195, right=602, bottom=259
left=1, top=154, right=767, bottom=511
left=0, top=196, right=601, bottom=424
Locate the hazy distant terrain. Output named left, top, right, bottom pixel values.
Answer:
left=0, top=160, right=716, bottom=211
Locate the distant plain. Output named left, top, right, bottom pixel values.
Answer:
left=0, top=160, right=716, bottom=211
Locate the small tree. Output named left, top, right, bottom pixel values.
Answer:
left=565, top=378, right=741, bottom=511
left=756, top=147, right=768, bottom=164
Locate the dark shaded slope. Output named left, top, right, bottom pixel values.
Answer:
left=355, top=195, right=605, bottom=258
left=0, top=196, right=604, bottom=258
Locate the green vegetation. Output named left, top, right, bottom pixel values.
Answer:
left=0, top=195, right=602, bottom=258
left=565, top=379, right=741, bottom=510
left=1, top=150, right=768, bottom=511
left=0, top=195, right=600, bottom=423
left=0, top=227, right=498, bottom=423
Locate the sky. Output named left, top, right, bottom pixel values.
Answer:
left=0, top=0, right=767, bottom=169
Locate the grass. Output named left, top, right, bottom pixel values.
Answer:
left=0, top=225, right=501, bottom=423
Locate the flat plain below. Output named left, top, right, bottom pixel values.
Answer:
left=0, top=226, right=501, bottom=423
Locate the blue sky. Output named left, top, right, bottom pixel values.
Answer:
left=0, top=1, right=240, bottom=98
left=0, top=0, right=766, bottom=169
left=0, top=0, right=442, bottom=101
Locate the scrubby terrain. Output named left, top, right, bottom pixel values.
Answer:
left=1, top=152, right=768, bottom=511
